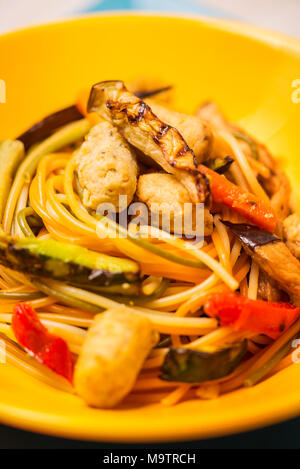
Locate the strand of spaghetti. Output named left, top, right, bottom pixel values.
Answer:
left=0, top=266, right=23, bottom=288
left=30, top=176, right=78, bottom=231
left=239, top=277, right=248, bottom=297
left=47, top=304, right=94, bottom=319
left=247, top=261, right=259, bottom=300
left=45, top=176, right=97, bottom=237
left=44, top=280, right=218, bottom=335
left=229, top=162, right=249, bottom=191
left=161, top=384, right=191, bottom=406
left=14, top=183, right=29, bottom=237
left=36, top=153, right=70, bottom=206
left=38, top=313, right=92, bottom=328
left=214, top=215, right=230, bottom=254
left=247, top=156, right=270, bottom=178
left=0, top=323, right=15, bottom=340
left=175, top=284, right=228, bottom=317
left=221, top=317, right=300, bottom=393
left=146, top=274, right=219, bottom=309
left=195, top=383, right=220, bottom=400
left=136, top=225, right=238, bottom=291
left=230, top=239, right=242, bottom=266
left=0, top=332, right=73, bottom=393
left=211, top=230, right=230, bottom=272
left=0, top=315, right=85, bottom=352
left=143, top=351, right=169, bottom=370
left=217, top=129, right=269, bottom=201
left=3, top=119, right=90, bottom=233
left=146, top=245, right=246, bottom=310
left=174, top=250, right=250, bottom=318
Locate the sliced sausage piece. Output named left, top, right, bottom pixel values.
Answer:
left=75, top=121, right=137, bottom=212
left=74, top=307, right=158, bottom=408
left=137, top=173, right=200, bottom=235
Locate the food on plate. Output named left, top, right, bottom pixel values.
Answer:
left=0, top=78, right=300, bottom=409
left=75, top=121, right=137, bottom=211
left=74, top=307, right=157, bottom=407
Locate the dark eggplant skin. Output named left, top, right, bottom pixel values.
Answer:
left=135, top=86, right=172, bottom=99
left=160, top=340, right=247, bottom=383
left=0, top=237, right=139, bottom=286
left=222, top=221, right=280, bottom=251
left=17, top=105, right=83, bottom=151
left=204, top=156, right=234, bottom=175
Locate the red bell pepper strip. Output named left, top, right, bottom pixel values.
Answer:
left=204, top=292, right=300, bottom=339
left=198, top=164, right=277, bottom=232
left=12, top=303, right=74, bottom=383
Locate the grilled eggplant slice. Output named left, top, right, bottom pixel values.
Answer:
left=160, top=340, right=247, bottom=383
left=0, top=236, right=139, bottom=285
left=223, top=221, right=300, bottom=302
left=17, top=105, right=83, bottom=151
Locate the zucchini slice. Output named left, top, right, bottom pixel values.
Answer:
left=160, top=340, right=247, bottom=383
left=0, top=236, right=139, bottom=285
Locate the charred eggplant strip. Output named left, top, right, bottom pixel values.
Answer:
left=222, top=222, right=280, bottom=251
left=135, top=86, right=172, bottom=99
left=88, top=80, right=211, bottom=206
left=223, top=221, right=300, bottom=301
left=0, top=236, right=139, bottom=286
left=160, top=340, right=247, bottom=383
left=17, top=105, right=83, bottom=151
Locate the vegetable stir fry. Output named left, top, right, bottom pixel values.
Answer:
left=0, top=78, right=299, bottom=409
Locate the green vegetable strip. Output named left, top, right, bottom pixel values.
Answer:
left=0, top=291, right=44, bottom=300
left=244, top=335, right=297, bottom=387
left=98, top=217, right=206, bottom=269
left=32, top=279, right=103, bottom=315
left=75, top=282, right=141, bottom=297
left=4, top=119, right=91, bottom=233
left=17, top=207, right=36, bottom=237
left=103, top=278, right=170, bottom=305
left=232, top=131, right=259, bottom=160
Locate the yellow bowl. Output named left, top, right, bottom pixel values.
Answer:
left=1, top=13, right=300, bottom=442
